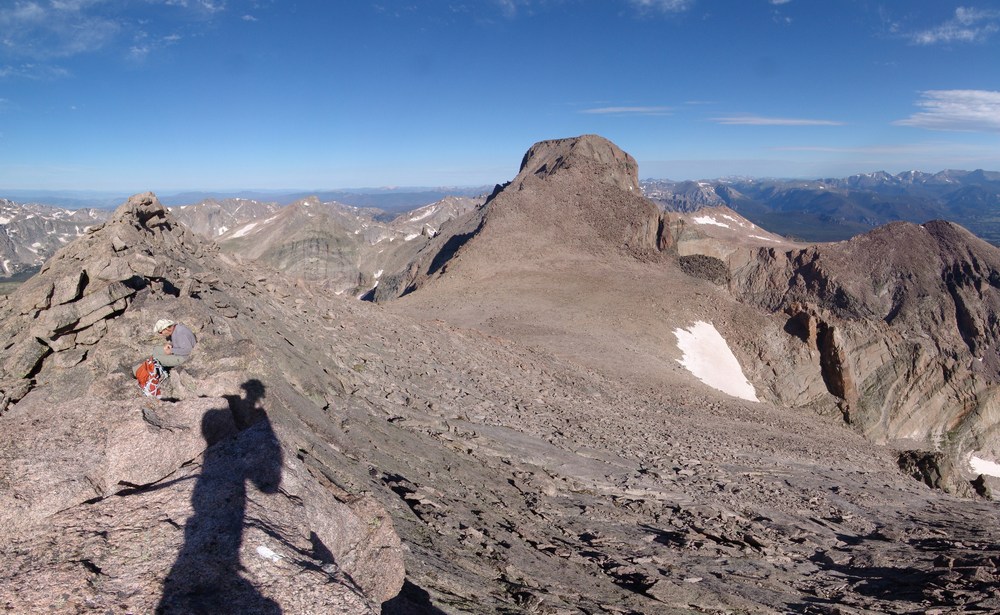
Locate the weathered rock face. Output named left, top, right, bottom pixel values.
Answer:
left=665, top=208, right=1000, bottom=492
left=372, top=134, right=670, bottom=302
left=518, top=133, right=641, bottom=193
left=491, top=134, right=664, bottom=257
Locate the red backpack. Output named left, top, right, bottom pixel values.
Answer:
left=136, top=358, right=167, bottom=399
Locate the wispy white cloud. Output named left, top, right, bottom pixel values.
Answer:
left=0, top=0, right=224, bottom=68
left=712, top=115, right=845, bottom=126
left=910, top=7, right=1000, bottom=45
left=771, top=143, right=971, bottom=155
left=162, top=0, right=223, bottom=11
left=242, top=14, right=258, bottom=22
left=770, top=0, right=792, bottom=4
left=894, top=90, right=1000, bottom=132
left=581, top=106, right=673, bottom=116
left=199, top=1, right=226, bottom=14
left=496, top=0, right=518, bottom=18
left=0, top=0, right=122, bottom=60
left=0, top=62, right=71, bottom=80
left=628, top=0, right=693, bottom=14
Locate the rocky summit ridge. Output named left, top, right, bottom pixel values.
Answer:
left=0, top=137, right=999, bottom=613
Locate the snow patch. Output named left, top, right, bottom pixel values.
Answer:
left=970, top=455, right=1000, bottom=478
left=374, top=269, right=384, bottom=279
left=407, top=206, right=437, bottom=222
left=0, top=217, right=10, bottom=224
left=404, top=233, right=421, bottom=241
left=217, top=226, right=229, bottom=236
left=674, top=321, right=758, bottom=402
left=231, top=222, right=258, bottom=238
left=692, top=215, right=730, bottom=229
left=748, top=234, right=777, bottom=242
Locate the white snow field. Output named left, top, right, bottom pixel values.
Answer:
left=674, top=321, right=759, bottom=402
left=970, top=455, right=1000, bottom=478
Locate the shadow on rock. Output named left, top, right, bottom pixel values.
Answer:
left=157, top=379, right=283, bottom=615
left=381, top=579, right=449, bottom=615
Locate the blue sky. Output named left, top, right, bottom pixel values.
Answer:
left=1, top=0, right=999, bottom=191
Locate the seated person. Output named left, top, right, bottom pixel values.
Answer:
left=135, top=318, right=197, bottom=375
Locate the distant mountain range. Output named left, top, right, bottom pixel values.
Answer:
left=0, top=190, right=487, bottom=282
left=642, top=169, right=1000, bottom=243
left=0, top=186, right=492, bottom=213
left=170, top=195, right=482, bottom=297
left=5, top=169, right=1000, bottom=283
left=0, top=199, right=109, bottom=279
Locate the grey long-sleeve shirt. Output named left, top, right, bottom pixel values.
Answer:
left=170, top=323, right=197, bottom=357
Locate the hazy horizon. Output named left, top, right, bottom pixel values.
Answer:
left=3, top=164, right=999, bottom=207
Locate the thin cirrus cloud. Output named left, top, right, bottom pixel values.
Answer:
left=0, top=1, right=223, bottom=67
left=581, top=106, right=673, bottom=116
left=910, top=7, right=1000, bottom=45
left=894, top=90, right=1000, bottom=132
left=712, top=115, right=845, bottom=126
left=771, top=143, right=968, bottom=155
left=0, top=63, right=70, bottom=80
left=627, top=0, right=693, bottom=13
left=0, top=1, right=122, bottom=60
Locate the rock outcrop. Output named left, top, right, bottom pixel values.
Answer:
left=0, top=193, right=405, bottom=612
left=663, top=206, right=1000, bottom=495
left=372, top=134, right=670, bottom=302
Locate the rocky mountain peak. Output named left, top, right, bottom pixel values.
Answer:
left=109, top=191, right=170, bottom=228
left=516, top=134, right=639, bottom=193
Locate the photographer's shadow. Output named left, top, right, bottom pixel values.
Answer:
left=157, top=379, right=283, bottom=614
